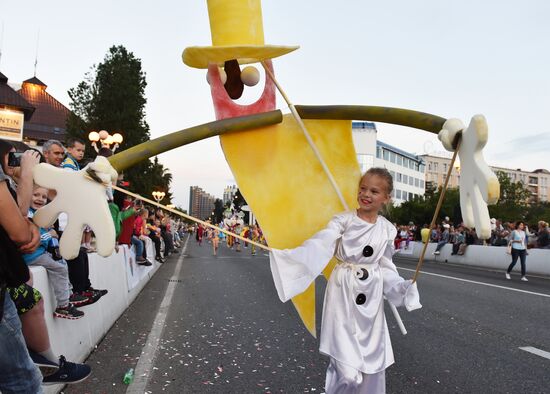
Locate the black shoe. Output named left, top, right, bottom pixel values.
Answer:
left=54, top=305, right=85, bottom=320
left=69, top=293, right=89, bottom=307
left=87, top=287, right=108, bottom=297
left=28, top=350, right=59, bottom=377
left=42, top=355, right=91, bottom=385
left=156, top=257, right=165, bottom=264
left=138, top=260, right=152, bottom=266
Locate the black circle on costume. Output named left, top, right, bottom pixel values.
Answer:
left=363, top=245, right=374, bottom=257
left=356, top=293, right=367, bottom=305
left=356, top=268, right=369, bottom=280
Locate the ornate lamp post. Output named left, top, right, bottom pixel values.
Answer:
left=88, top=130, right=124, bottom=153
left=152, top=191, right=166, bottom=204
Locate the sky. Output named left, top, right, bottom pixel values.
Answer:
left=1, top=0, right=549, bottom=210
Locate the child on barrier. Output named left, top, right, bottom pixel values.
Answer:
left=25, top=185, right=86, bottom=319
left=269, top=167, right=421, bottom=393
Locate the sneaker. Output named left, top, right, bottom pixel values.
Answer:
left=136, top=256, right=146, bottom=262
left=54, top=305, right=84, bottom=320
left=87, top=287, right=108, bottom=297
left=138, top=260, right=152, bottom=266
left=42, top=355, right=91, bottom=385
left=521, top=276, right=528, bottom=282
left=505, top=273, right=511, bottom=280
left=76, top=290, right=103, bottom=307
left=433, top=251, right=440, bottom=255
left=69, top=293, right=89, bottom=307
left=28, top=350, right=59, bottom=377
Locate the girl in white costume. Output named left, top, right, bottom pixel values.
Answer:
left=269, top=168, right=421, bottom=394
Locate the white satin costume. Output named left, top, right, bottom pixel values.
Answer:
left=269, top=211, right=421, bottom=393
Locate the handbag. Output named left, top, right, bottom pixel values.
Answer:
left=506, top=242, right=512, bottom=255
left=0, top=226, right=30, bottom=287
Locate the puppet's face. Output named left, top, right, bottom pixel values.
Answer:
left=207, top=60, right=276, bottom=121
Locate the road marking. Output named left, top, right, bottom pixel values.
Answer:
left=126, top=235, right=190, bottom=394
left=397, top=267, right=550, bottom=298
left=519, top=346, right=550, bottom=360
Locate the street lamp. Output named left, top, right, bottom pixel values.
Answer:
left=152, top=191, right=165, bottom=203
left=88, top=130, right=124, bottom=153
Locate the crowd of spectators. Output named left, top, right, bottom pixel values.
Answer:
left=394, top=216, right=550, bottom=255
left=0, top=137, right=184, bottom=392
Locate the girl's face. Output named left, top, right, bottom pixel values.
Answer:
left=517, top=222, right=525, bottom=231
left=31, top=187, right=48, bottom=209
left=357, top=174, right=390, bottom=213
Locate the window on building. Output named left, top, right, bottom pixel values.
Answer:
left=403, top=158, right=409, bottom=168
left=397, top=172, right=402, bottom=182
left=415, top=178, right=419, bottom=187
left=420, top=180, right=425, bottom=189
left=420, top=163, right=425, bottom=173
left=443, top=163, right=447, bottom=172
left=434, top=162, right=438, bottom=171
left=409, top=176, right=414, bottom=185
left=403, top=174, right=408, bottom=184
left=390, top=170, right=396, bottom=180
left=390, top=152, right=396, bottom=163
left=428, top=162, right=432, bottom=171
left=397, top=156, right=403, bottom=166
left=376, top=147, right=382, bottom=159
left=409, top=160, right=414, bottom=170
left=396, top=189, right=402, bottom=199
left=383, top=149, right=389, bottom=161
left=402, top=191, right=407, bottom=201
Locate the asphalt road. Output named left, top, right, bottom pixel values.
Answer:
left=65, top=235, right=550, bottom=393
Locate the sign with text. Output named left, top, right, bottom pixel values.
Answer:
left=0, top=109, right=24, bottom=141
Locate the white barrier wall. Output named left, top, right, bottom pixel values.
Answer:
left=398, top=242, right=550, bottom=277
left=29, top=242, right=159, bottom=394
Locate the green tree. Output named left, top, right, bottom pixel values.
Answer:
left=213, top=199, right=225, bottom=223
left=390, top=187, right=461, bottom=227
left=66, top=45, right=172, bottom=200
left=488, top=171, right=530, bottom=221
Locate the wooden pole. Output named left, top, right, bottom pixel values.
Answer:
left=412, top=139, right=461, bottom=283
left=110, top=184, right=271, bottom=252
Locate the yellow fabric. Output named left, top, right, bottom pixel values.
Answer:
left=182, top=45, right=299, bottom=69
left=221, top=115, right=360, bottom=336
left=208, top=0, right=265, bottom=46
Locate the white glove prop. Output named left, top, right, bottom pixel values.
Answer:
left=404, top=280, right=422, bottom=312
left=438, top=115, right=500, bottom=239
left=32, top=156, right=118, bottom=260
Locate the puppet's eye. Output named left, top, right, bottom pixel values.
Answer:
left=241, top=66, right=260, bottom=86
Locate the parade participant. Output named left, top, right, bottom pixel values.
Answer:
left=211, top=227, right=220, bottom=256
left=269, top=168, right=421, bottom=393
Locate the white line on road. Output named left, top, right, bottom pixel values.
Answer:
left=519, top=346, right=550, bottom=360
left=126, top=235, right=190, bottom=394
left=397, top=267, right=550, bottom=298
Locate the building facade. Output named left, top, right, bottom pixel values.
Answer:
left=352, top=121, right=426, bottom=206
left=223, top=185, right=238, bottom=205
left=420, top=154, right=550, bottom=203
left=189, top=186, right=217, bottom=220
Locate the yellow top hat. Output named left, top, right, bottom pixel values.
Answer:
left=183, top=0, right=299, bottom=69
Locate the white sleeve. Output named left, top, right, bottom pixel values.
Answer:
left=381, top=222, right=422, bottom=311
left=269, top=212, right=348, bottom=302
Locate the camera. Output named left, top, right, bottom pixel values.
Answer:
left=8, top=152, right=23, bottom=167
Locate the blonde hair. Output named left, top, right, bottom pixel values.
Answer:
left=360, top=167, right=394, bottom=194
